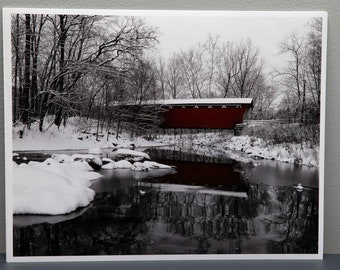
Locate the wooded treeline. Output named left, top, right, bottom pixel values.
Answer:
left=12, top=14, right=160, bottom=136
left=275, top=18, right=322, bottom=124
left=11, top=14, right=322, bottom=138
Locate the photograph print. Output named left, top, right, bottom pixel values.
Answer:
left=3, top=9, right=327, bottom=261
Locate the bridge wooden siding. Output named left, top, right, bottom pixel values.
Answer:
left=157, top=98, right=253, bottom=129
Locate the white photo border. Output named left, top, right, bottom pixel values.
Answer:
left=3, top=8, right=328, bottom=262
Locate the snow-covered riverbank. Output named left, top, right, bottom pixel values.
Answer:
left=153, top=131, right=256, bottom=165
left=153, top=132, right=319, bottom=167
left=13, top=121, right=319, bottom=167
left=12, top=120, right=165, bottom=151
left=225, top=136, right=318, bottom=167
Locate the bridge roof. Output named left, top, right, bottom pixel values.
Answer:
left=146, top=98, right=253, bottom=106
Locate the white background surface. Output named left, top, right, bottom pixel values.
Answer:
left=0, top=0, right=339, bottom=254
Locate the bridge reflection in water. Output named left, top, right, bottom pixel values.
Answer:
left=13, top=149, right=318, bottom=256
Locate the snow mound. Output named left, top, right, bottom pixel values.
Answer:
left=13, top=165, right=96, bottom=215
left=143, top=161, right=172, bottom=169
left=13, top=155, right=102, bottom=215
left=73, top=160, right=95, bottom=171
left=51, top=154, right=74, bottom=164
left=131, top=161, right=173, bottom=171
left=101, top=159, right=173, bottom=171
left=132, top=162, right=150, bottom=172
left=116, top=160, right=133, bottom=169
left=115, top=149, right=150, bottom=159
left=102, top=157, right=115, bottom=164
left=101, top=162, right=118, bottom=170
left=51, top=153, right=103, bottom=170
left=36, top=160, right=100, bottom=182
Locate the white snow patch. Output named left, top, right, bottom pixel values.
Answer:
left=132, top=162, right=150, bottom=172
left=13, top=165, right=97, bottom=215
left=51, top=154, right=74, bottom=164
left=73, top=160, right=95, bottom=171
left=101, top=162, right=118, bottom=170
left=102, top=157, right=114, bottom=163
left=225, top=136, right=319, bottom=166
left=101, top=160, right=173, bottom=171
left=142, top=161, right=172, bottom=169
left=115, top=160, right=133, bottom=169
left=116, top=149, right=150, bottom=159
left=13, top=154, right=102, bottom=215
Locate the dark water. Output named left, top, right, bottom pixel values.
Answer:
left=13, top=148, right=319, bottom=256
left=249, top=160, right=318, bottom=188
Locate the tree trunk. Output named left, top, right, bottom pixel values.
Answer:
left=301, top=79, right=306, bottom=123
left=54, top=15, right=67, bottom=128
left=23, top=14, right=32, bottom=126
left=13, top=15, right=20, bottom=122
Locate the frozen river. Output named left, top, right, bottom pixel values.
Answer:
left=13, top=148, right=319, bottom=256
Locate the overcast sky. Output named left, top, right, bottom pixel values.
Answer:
left=143, top=15, right=316, bottom=72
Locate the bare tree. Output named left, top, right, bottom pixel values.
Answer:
left=203, top=34, right=220, bottom=98
left=232, top=39, right=264, bottom=98
left=165, top=53, right=185, bottom=99
left=306, top=18, right=322, bottom=118
left=127, top=55, right=159, bottom=103
left=250, top=81, right=277, bottom=119
left=155, top=57, right=166, bottom=99
left=215, top=41, right=238, bottom=98
left=275, top=18, right=322, bottom=124
left=179, top=47, right=207, bottom=98
left=22, top=14, right=31, bottom=125
left=11, top=14, right=22, bottom=123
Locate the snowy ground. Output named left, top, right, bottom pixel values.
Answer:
left=12, top=118, right=165, bottom=151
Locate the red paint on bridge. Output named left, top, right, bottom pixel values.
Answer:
left=154, top=98, right=253, bottom=129
left=161, top=106, right=249, bottom=129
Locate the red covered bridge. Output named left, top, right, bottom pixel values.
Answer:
left=154, top=98, right=253, bottom=129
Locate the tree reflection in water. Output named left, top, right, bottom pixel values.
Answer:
left=13, top=181, right=318, bottom=256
